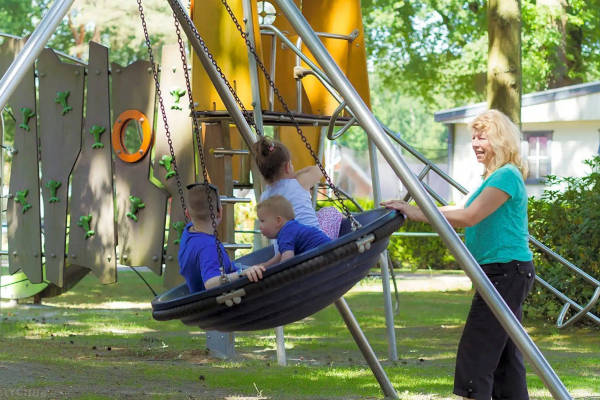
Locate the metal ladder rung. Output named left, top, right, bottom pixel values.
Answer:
left=211, top=148, right=249, bottom=157
left=223, top=243, right=252, bottom=250
left=220, top=196, right=251, bottom=204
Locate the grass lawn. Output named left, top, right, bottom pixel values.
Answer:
left=0, top=270, right=598, bottom=399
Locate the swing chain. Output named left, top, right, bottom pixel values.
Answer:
left=173, top=15, right=228, bottom=283
left=219, top=0, right=360, bottom=229
left=169, top=0, right=262, bottom=138
left=136, top=0, right=187, bottom=222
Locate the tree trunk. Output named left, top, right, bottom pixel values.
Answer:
left=537, top=0, right=581, bottom=88
left=487, top=0, right=521, bottom=125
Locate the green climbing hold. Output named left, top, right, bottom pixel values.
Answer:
left=90, top=125, right=105, bottom=149
left=172, top=221, right=186, bottom=245
left=55, top=90, right=72, bottom=115
left=126, top=195, right=145, bottom=222
left=15, top=189, right=32, bottom=213
left=46, top=180, right=61, bottom=203
left=19, top=107, right=35, bottom=131
left=159, top=155, right=176, bottom=179
left=169, top=88, right=186, bottom=111
left=77, top=214, right=95, bottom=239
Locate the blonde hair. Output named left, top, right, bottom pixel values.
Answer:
left=469, top=109, right=528, bottom=179
left=257, top=195, right=295, bottom=221
left=186, top=183, right=221, bottom=222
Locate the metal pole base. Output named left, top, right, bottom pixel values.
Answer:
left=334, top=297, right=398, bottom=399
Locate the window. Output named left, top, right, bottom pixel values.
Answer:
left=522, top=131, right=552, bottom=184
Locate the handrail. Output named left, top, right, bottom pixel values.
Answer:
left=269, top=26, right=600, bottom=327
left=384, top=126, right=600, bottom=328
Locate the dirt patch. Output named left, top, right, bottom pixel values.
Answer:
left=0, top=360, right=245, bottom=400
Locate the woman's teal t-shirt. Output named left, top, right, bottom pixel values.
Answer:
left=465, top=163, right=533, bottom=264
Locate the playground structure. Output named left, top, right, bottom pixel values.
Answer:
left=1, top=0, right=599, bottom=398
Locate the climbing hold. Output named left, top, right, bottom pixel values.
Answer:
left=77, top=214, right=95, bottom=239
left=90, top=125, right=105, bottom=149
left=15, top=189, right=32, bottom=213
left=126, top=195, right=145, bottom=222
left=19, top=107, right=35, bottom=131
left=55, top=90, right=72, bottom=115
left=172, top=221, right=186, bottom=244
left=169, top=88, right=186, bottom=110
left=46, top=180, right=61, bottom=203
left=159, top=155, right=176, bottom=179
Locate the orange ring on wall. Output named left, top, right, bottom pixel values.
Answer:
left=112, top=109, right=153, bottom=163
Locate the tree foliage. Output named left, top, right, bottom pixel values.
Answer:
left=525, top=157, right=600, bottom=325
left=361, top=0, right=600, bottom=108
left=0, top=0, right=175, bottom=65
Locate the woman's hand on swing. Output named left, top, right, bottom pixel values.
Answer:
left=381, top=200, right=426, bottom=222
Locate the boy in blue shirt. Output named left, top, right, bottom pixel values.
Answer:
left=178, top=183, right=264, bottom=292
left=254, top=195, right=331, bottom=271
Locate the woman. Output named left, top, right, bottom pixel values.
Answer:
left=382, top=109, right=535, bottom=400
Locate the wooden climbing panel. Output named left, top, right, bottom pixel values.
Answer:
left=37, top=48, right=85, bottom=287
left=4, top=38, right=43, bottom=283
left=112, top=60, right=168, bottom=274
left=154, top=44, right=196, bottom=289
left=68, top=42, right=117, bottom=285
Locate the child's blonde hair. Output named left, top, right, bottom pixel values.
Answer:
left=252, top=137, right=291, bottom=182
left=186, top=183, right=221, bottom=222
left=469, top=109, right=528, bottom=179
left=257, top=195, right=295, bottom=221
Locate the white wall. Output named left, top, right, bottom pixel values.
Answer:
left=450, top=120, right=600, bottom=201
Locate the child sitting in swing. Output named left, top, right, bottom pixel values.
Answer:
left=178, top=183, right=264, bottom=292
left=251, top=195, right=331, bottom=273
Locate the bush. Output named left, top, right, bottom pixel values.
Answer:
left=318, top=197, right=458, bottom=270
left=524, top=156, right=600, bottom=325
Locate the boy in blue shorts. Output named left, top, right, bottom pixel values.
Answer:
left=254, top=195, right=331, bottom=271
left=178, top=183, right=264, bottom=292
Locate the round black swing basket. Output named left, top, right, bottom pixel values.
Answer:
left=151, top=208, right=404, bottom=331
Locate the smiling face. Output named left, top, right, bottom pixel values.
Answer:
left=257, top=209, right=284, bottom=239
left=471, top=129, right=495, bottom=167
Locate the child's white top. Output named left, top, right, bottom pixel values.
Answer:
left=261, top=178, right=320, bottom=228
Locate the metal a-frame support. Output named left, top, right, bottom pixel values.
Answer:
left=273, top=1, right=572, bottom=399
left=167, top=0, right=399, bottom=397
left=0, top=0, right=75, bottom=111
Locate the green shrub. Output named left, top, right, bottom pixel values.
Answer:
left=317, top=197, right=458, bottom=270
left=524, top=156, right=600, bottom=325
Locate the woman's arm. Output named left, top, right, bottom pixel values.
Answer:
left=295, top=165, right=322, bottom=191
left=381, top=187, right=509, bottom=228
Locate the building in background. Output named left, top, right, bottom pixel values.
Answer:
left=435, top=81, right=600, bottom=202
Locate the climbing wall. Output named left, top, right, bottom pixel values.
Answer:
left=4, top=38, right=43, bottom=283
left=112, top=60, right=169, bottom=274
left=37, top=48, right=85, bottom=287
left=68, top=42, right=117, bottom=285
left=153, top=44, right=196, bottom=288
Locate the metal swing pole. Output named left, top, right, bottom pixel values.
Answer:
left=166, top=0, right=258, bottom=147
left=273, top=1, right=572, bottom=399
left=0, top=0, right=75, bottom=111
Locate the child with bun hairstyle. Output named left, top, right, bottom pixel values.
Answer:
left=251, top=136, right=342, bottom=269
left=253, top=136, right=322, bottom=228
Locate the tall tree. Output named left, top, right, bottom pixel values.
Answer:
left=361, top=0, right=600, bottom=109
left=487, top=0, right=521, bottom=124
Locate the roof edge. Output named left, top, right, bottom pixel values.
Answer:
left=434, top=81, right=600, bottom=123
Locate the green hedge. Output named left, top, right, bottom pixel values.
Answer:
left=317, top=197, right=458, bottom=270
left=524, top=156, right=600, bottom=325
